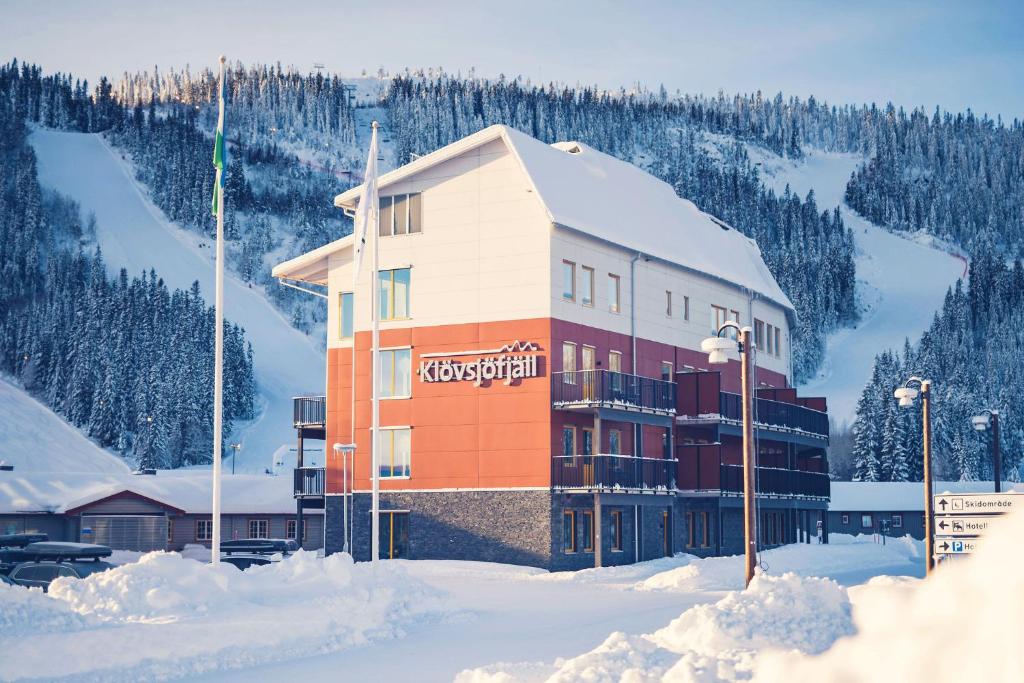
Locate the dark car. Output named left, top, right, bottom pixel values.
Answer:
left=6, top=542, right=115, bottom=591
left=218, top=538, right=298, bottom=571
left=0, top=533, right=50, bottom=576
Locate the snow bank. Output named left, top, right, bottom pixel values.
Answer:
left=0, top=551, right=454, bottom=680
left=754, top=509, right=1024, bottom=682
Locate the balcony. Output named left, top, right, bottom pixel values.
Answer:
left=293, top=466, right=325, bottom=498
left=677, top=444, right=829, bottom=499
left=717, top=392, right=829, bottom=439
left=293, top=396, right=326, bottom=428
left=551, top=454, right=676, bottom=493
left=552, top=370, right=676, bottom=417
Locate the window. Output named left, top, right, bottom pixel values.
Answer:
left=666, top=290, right=673, bottom=316
left=248, top=519, right=269, bottom=539
left=381, top=511, right=410, bottom=559
left=730, top=309, right=740, bottom=325
left=581, top=266, right=595, bottom=307
left=661, top=361, right=673, bottom=382
left=167, top=518, right=174, bottom=544
left=562, top=260, right=576, bottom=301
left=378, top=427, right=411, bottom=478
left=196, top=519, right=212, bottom=541
left=378, top=193, right=423, bottom=236
left=286, top=519, right=308, bottom=541
left=861, top=514, right=873, bottom=528
left=562, top=342, right=576, bottom=383
left=339, top=292, right=354, bottom=339
left=608, top=274, right=621, bottom=313
left=611, top=510, right=623, bottom=552
left=378, top=348, right=412, bottom=398
left=683, top=295, right=690, bottom=321
left=581, top=428, right=593, bottom=456
left=582, top=510, right=594, bottom=552
left=608, top=351, right=622, bottom=373
left=700, top=511, right=710, bottom=547
left=774, top=327, right=781, bottom=357
left=379, top=268, right=410, bottom=320
left=609, top=429, right=621, bottom=455
left=841, top=514, right=850, bottom=525
left=563, top=511, right=576, bottom=553
left=765, top=323, right=774, bottom=355
left=686, top=511, right=695, bottom=548
left=754, top=319, right=765, bottom=350
left=562, top=426, right=576, bottom=457
left=892, top=514, right=903, bottom=529
left=711, top=304, right=729, bottom=333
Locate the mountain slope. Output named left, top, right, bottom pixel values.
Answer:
left=746, top=148, right=965, bottom=423
left=29, top=129, right=325, bottom=472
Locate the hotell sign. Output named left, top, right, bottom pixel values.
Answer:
left=418, top=341, right=541, bottom=386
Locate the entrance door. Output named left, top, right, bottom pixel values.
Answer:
left=582, top=346, right=596, bottom=400
left=380, top=512, right=410, bottom=559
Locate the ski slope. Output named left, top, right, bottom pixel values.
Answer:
left=0, top=375, right=129, bottom=474
left=30, top=129, right=325, bottom=473
left=747, top=148, right=965, bottom=425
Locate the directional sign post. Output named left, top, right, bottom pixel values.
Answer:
left=932, top=492, right=1020, bottom=562
left=934, top=537, right=979, bottom=555
left=934, top=516, right=999, bottom=537
left=933, top=493, right=1020, bottom=516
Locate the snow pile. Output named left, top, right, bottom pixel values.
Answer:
left=0, top=582, right=97, bottom=637
left=755, top=509, right=1024, bottom=682
left=0, top=551, right=454, bottom=680
left=460, top=573, right=855, bottom=682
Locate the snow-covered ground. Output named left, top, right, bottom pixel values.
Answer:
left=29, top=129, right=325, bottom=473
left=746, top=148, right=965, bottom=424
left=0, top=375, right=129, bottom=475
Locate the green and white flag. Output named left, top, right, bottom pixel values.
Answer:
left=211, top=66, right=227, bottom=216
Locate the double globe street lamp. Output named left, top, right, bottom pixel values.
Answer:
left=894, top=376, right=935, bottom=575
left=701, top=321, right=757, bottom=588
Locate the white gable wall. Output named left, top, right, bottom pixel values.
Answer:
left=326, top=138, right=552, bottom=349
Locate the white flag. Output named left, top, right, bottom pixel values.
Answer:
left=352, top=123, right=379, bottom=283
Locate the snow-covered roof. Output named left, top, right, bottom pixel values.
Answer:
left=829, top=481, right=1024, bottom=512
left=0, top=470, right=310, bottom=515
left=278, top=125, right=794, bottom=316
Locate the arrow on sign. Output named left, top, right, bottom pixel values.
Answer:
left=938, top=498, right=948, bottom=511
left=939, top=541, right=950, bottom=552
left=939, top=520, right=948, bottom=530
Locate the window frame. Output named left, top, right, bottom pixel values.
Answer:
left=700, top=510, right=710, bottom=548
left=379, top=193, right=422, bottom=236
left=196, top=519, right=213, bottom=542
left=562, top=426, right=577, bottom=457
left=610, top=510, right=623, bottom=552
left=339, top=291, right=354, bottom=340
left=248, top=519, right=270, bottom=539
left=608, top=274, right=621, bottom=313
left=377, top=426, right=412, bottom=479
left=563, top=510, right=577, bottom=553
left=892, top=514, right=903, bottom=529
left=683, top=295, right=690, bottom=321
left=562, top=260, right=576, bottom=302
left=608, top=350, right=622, bottom=373
left=562, top=341, right=577, bottom=383
left=581, top=266, right=595, bottom=307
left=379, top=267, right=411, bottom=321
left=666, top=290, right=673, bottom=317
left=686, top=511, right=695, bottom=548
left=378, top=347, right=412, bottom=399
left=167, top=517, right=174, bottom=544
left=774, top=327, right=781, bottom=357
left=841, top=514, right=850, bottom=525
left=608, top=429, right=621, bottom=455
left=861, top=514, right=873, bottom=528
left=286, top=518, right=308, bottom=541
left=582, top=510, right=595, bottom=553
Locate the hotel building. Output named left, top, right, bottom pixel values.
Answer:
left=273, top=125, right=830, bottom=569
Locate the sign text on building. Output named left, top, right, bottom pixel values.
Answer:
left=418, top=341, right=541, bottom=386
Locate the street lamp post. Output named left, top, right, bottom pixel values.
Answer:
left=229, top=443, right=241, bottom=475
left=894, top=377, right=934, bottom=575
left=971, top=410, right=1002, bottom=493
left=702, top=321, right=756, bottom=588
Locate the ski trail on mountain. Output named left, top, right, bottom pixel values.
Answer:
left=746, top=148, right=964, bottom=425
left=30, top=129, right=325, bottom=473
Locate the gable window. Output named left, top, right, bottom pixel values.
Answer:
left=666, top=291, right=673, bottom=317
left=378, top=427, right=412, bottom=478
left=379, top=193, right=423, bottom=236
left=711, top=304, right=729, bottom=333
left=610, top=510, right=623, bottom=551
left=378, top=348, right=412, bottom=398
left=248, top=519, right=269, bottom=539
left=379, top=268, right=410, bottom=320
left=754, top=319, right=766, bottom=350
left=562, top=260, right=576, bottom=301
left=765, top=323, right=775, bottom=355
left=683, top=295, right=690, bottom=321
left=608, top=274, right=621, bottom=313
left=196, top=519, right=212, bottom=541
left=581, top=266, right=595, bottom=307
left=339, top=292, right=354, bottom=339
left=774, top=327, right=781, bottom=357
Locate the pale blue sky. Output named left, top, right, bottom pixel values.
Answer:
left=3, top=0, right=1022, bottom=118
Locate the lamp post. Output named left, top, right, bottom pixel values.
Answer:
left=229, top=443, right=241, bottom=475
left=701, top=321, right=756, bottom=588
left=894, top=377, right=934, bottom=575
left=971, top=410, right=1002, bottom=493
left=333, top=442, right=356, bottom=555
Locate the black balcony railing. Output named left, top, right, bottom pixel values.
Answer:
left=293, top=466, right=325, bottom=497
left=551, top=454, right=676, bottom=491
left=719, top=464, right=830, bottom=498
left=719, top=392, right=829, bottom=438
left=552, top=370, right=676, bottom=414
left=293, top=396, right=326, bottom=427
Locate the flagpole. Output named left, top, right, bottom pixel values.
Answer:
left=211, top=55, right=227, bottom=565
left=369, top=120, right=381, bottom=565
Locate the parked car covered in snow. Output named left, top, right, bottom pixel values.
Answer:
left=5, top=541, right=115, bottom=591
